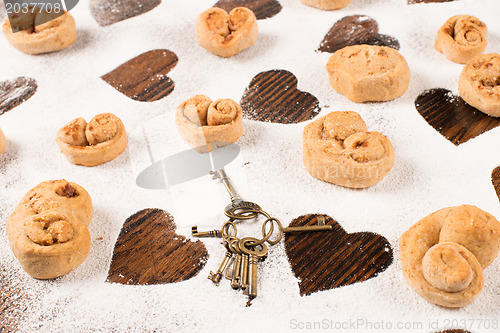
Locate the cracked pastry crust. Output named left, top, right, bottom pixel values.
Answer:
left=303, top=111, right=394, bottom=188
left=400, top=205, right=500, bottom=308
left=3, top=10, right=76, bottom=54
left=458, top=53, right=500, bottom=117
left=56, top=113, right=128, bottom=167
left=6, top=180, right=93, bottom=279
left=435, top=15, right=487, bottom=64
left=195, top=7, right=258, bottom=58
left=0, top=127, right=5, bottom=156
left=176, top=95, right=243, bottom=153
left=300, top=0, right=352, bottom=10
left=326, top=45, right=410, bottom=103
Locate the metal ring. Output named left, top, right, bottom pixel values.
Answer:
left=238, top=237, right=268, bottom=257
left=225, top=207, right=259, bottom=221
left=261, top=217, right=283, bottom=246
left=221, top=221, right=237, bottom=237
left=226, top=237, right=241, bottom=254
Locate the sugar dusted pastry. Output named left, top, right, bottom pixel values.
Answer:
left=300, top=0, right=352, bottom=10
left=326, top=45, right=410, bottom=103
left=0, top=127, right=5, bottom=156
left=458, top=53, right=500, bottom=117
left=435, top=15, right=487, bottom=64
left=176, top=95, right=243, bottom=153
left=6, top=180, right=93, bottom=279
left=56, top=113, right=127, bottom=167
left=303, top=111, right=394, bottom=188
left=400, top=205, right=500, bottom=308
left=195, top=7, right=258, bottom=58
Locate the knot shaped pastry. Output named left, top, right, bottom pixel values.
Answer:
left=435, top=15, right=487, bottom=64
left=176, top=95, right=243, bottom=153
left=300, top=0, right=352, bottom=10
left=303, top=111, right=394, bottom=188
left=56, top=113, right=128, bottom=167
left=195, top=7, right=258, bottom=57
left=0, top=127, right=5, bottom=156
left=400, top=205, right=500, bottom=307
left=458, top=53, right=500, bottom=117
left=6, top=180, right=93, bottom=279
left=326, top=45, right=410, bottom=103
left=3, top=10, right=76, bottom=54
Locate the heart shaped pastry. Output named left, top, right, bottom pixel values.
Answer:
left=0, top=77, right=37, bottom=115
left=285, top=214, right=393, bottom=296
left=492, top=167, right=500, bottom=203
left=195, top=7, right=258, bottom=57
left=213, top=0, right=282, bottom=20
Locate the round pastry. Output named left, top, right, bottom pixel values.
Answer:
left=400, top=205, right=500, bottom=307
left=176, top=96, right=243, bottom=153
left=0, top=127, right=6, bottom=156
left=6, top=180, right=93, bottom=279
left=435, top=15, right=487, bottom=64
left=3, top=9, right=76, bottom=54
left=300, top=0, right=352, bottom=10
left=303, top=111, right=394, bottom=188
left=56, top=113, right=128, bottom=167
left=195, top=7, right=258, bottom=58
left=458, top=53, right=500, bottom=117
left=326, top=45, right=410, bottom=103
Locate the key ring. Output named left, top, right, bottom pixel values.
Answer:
left=221, top=220, right=237, bottom=237
left=261, top=217, right=284, bottom=246
left=238, top=237, right=268, bottom=257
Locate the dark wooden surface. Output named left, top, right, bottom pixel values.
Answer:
left=214, top=0, right=282, bottom=20
left=284, top=214, right=393, bottom=296
left=0, top=77, right=37, bottom=116
left=241, top=69, right=321, bottom=124
left=415, top=88, right=500, bottom=146
left=408, top=0, right=455, bottom=3
left=107, top=209, right=208, bottom=285
left=90, top=0, right=162, bottom=26
left=102, top=49, right=178, bottom=102
left=492, top=167, right=500, bottom=203
left=436, top=330, right=471, bottom=333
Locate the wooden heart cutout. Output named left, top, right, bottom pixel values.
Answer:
left=285, top=214, right=393, bottom=296
left=107, top=209, right=208, bottom=285
left=318, top=15, right=400, bottom=53
left=415, top=88, right=500, bottom=145
left=241, top=69, right=321, bottom=124
left=102, top=49, right=178, bottom=102
left=214, top=0, right=282, bottom=20
left=0, top=77, right=37, bottom=116
left=408, top=0, right=456, bottom=4
left=90, top=0, right=161, bottom=26
left=492, top=167, right=500, bottom=203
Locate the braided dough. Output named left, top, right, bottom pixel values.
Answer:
left=6, top=180, right=93, bottom=279
left=195, top=7, right=258, bottom=58
left=56, top=113, right=128, bottom=167
left=326, top=45, right=410, bottom=103
left=300, top=0, right=352, bottom=10
left=0, top=127, right=5, bottom=156
left=3, top=10, right=76, bottom=54
left=176, top=95, right=243, bottom=153
left=458, top=53, right=500, bottom=117
left=435, top=15, right=487, bottom=64
left=303, top=111, right=394, bottom=188
left=400, top=205, right=500, bottom=307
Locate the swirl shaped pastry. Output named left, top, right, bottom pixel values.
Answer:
left=195, top=7, right=258, bottom=58
left=326, top=45, right=410, bottom=103
left=458, top=53, right=500, bottom=117
left=6, top=180, right=93, bottom=279
left=303, top=111, right=394, bottom=188
left=435, top=15, right=487, bottom=64
left=400, top=205, right=500, bottom=308
left=0, top=127, right=5, bottom=156
left=56, top=113, right=128, bottom=167
left=300, top=0, right=352, bottom=10
left=3, top=9, right=76, bottom=54
left=176, top=96, right=243, bottom=153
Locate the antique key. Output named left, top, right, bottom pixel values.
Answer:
left=208, top=240, right=234, bottom=284
left=281, top=215, right=332, bottom=233
left=230, top=246, right=243, bottom=290
left=239, top=237, right=268, bottom=298
left=240, top=253, right=249, bottom=291
left=192, top=226, right=222, bottom=237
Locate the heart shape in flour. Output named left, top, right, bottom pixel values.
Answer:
left=492, top=167, right=500, bottom=203
left=0, top=77, right=37, bottom=116
left=213, top=0, right=282, bottom=20
left=107, top=209, right=208, bottom=285
left=415, top=88, right=500, bottom=145
left=90, top=0, right=161, bottom=26
left=284, top=214, right=393, bottom=296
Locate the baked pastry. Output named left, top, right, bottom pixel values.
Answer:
left=56, top=113, right=128, bottom=167
left=400, top=205, right=500, bottom=308
left=300, top=0, right=352, bottom=10
left=0, top=127, right=5, bottom=156
left=435, top=15, right=487, bottom=64
left=303, top=111, right=394, bottom=188
left=3, top=9, right=76, bottom=54
left=458, top=53, right=500, bottom=117
left=195, top=7, right=258, bottom=58
left=326, top=45, right=410, bottom=103
left=6, top=180, right=93, bottom=279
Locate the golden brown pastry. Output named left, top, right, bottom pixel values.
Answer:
left=400, top=205, right=500, bottom=308
left=6, top=180, right=93, bottom=279
left=0, top=127, right=5, bottom=156
left=303, top=111, right=394, bottom=188
left=300, top=0, right=352, bottom=10
left=458, top=53, right=500, bottom=117
left=435, top=15, right=487, bottom=64
left=3, top=9, right=76, bottom=54
left=56, top=113, right=128, bottom=167
left=195, top=7, right=258, bottom=58
left=326, top=45, right=410, bottom=103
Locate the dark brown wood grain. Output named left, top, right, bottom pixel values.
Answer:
left=0, top=264, right=28, bottom=332
left=492, top=167, right=500, bottom=203
left=214, top=0, right=282, bottom=20
left=284, top=214, right=393, bottom=296
left=90, top=0, right=161, bottom=26
left=107, top=209, right=208, bottom=285
left=102, top=49, right=178, bottom=102
left=408, top=0, right=456, bottom=3
left=415, top=88, right=500, bottom=145
left=436, top=330, right=471, bottom=333
left=0, top=77, right=37, bottom=116
left=241, top=70, right=320, bottom=124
